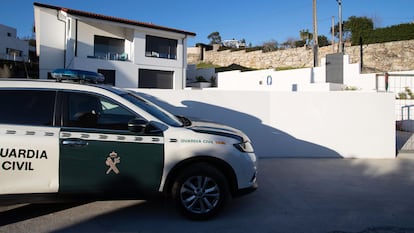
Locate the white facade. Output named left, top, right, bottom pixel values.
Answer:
left=215, top=55, right=378, bottom=92
left=34, top=3, right=194, bottom=89
left=0, top=24, right=29, bottom=62
left=200, top=56, right=414, bottom=132
left=133, top=89, right=395, bottom=159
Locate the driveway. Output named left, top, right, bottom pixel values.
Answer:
left=1, top=158, right=414, bottom=233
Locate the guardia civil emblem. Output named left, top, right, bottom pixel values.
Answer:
left=105, top=151, right=120, bottom=174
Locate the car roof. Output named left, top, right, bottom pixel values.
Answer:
left=0, top=78, right=127, bottom=94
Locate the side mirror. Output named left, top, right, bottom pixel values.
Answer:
left=128, top=118, right=148, bottom=133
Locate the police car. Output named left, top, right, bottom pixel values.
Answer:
left=0, top=69, right=257, bottom=220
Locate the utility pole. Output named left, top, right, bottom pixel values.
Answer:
left=332, top=16, right=335, bottom=53
left=313, top=0, right=319, bottom=66
left=337, top=0, right=343, bottom=53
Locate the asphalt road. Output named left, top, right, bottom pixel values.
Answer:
left=1, top=158, right=414, bottom=233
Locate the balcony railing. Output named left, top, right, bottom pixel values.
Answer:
left=87, top=53, right=129, bottom=62
left=0, top=53, right=29, bottom=62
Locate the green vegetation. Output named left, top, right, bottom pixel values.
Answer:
left=275, top=66, right=301, bottom=71
left=361, top=23, right=414, bottom=45
left=195, top=76, right=208, bottom=82
left=207, top=31, right=222, bottom=45
left=333, top=16, right=414, bottom=45
left=398, top=87, right=414, bottom=99
left=196, top=62, right=220, bottom=69
left=344, top=86, right=358, bottom=91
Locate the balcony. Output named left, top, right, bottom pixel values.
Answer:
left=87, top=52, right=129, bottom=62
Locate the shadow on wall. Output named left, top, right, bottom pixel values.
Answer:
left=138, top=93, right=341, bottom=158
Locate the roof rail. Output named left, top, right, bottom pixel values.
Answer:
left=51, top=69, right=105, bottom=84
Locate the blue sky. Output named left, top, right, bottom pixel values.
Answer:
left=1, top=0, right=413, bottom=46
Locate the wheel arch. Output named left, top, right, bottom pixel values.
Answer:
left=163, top=156, right=238, bottom=197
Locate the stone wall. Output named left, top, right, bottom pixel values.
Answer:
left=188, top=39, right=414, bottom=72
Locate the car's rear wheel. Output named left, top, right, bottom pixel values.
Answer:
left=171, top=163, right=230, bottom=220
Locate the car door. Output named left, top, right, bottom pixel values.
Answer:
left=0, top=89, right=59, bottom=195
left=58, top=91, right=164, bottom=197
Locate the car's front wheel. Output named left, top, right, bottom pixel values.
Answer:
left=171, top=163, right=230, bottom=220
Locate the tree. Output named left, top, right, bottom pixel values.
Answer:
left=299, top=29, right=313, bottom=46
left=262, top=40, right=278, bottom=52
left=207, top=32, right=222, bottom=45
left=281, top=38, right=296, bottom=49
left=299, top=29, right=313, bottom=41
left=317, top=35, right=330, bottom=47
left=332, top=16, right=374, bottom=45
left=346, top=16, right=374, bottom=45
left=295, top=40, right=306, bottom=48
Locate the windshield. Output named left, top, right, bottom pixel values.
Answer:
left=121, top=92, right=183, bottom=127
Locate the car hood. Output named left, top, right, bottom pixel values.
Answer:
left=188, top=119, right=250, bottom=142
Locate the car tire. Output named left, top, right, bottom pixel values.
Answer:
left=171, top=163, right=231, bottom=220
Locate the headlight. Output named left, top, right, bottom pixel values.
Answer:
left=234, top=141, right=254, bottom=153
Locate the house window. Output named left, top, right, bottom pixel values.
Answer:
left=139, top=69, right=173, bottom=89
left=94, top=35, right=124, bottom=60
left=98, top=69, right=116, bottom=86
left=6, top=48, right=22, bottom=57
left=145, top=35, right=177, bottom=60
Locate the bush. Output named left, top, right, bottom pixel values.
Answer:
left=397, top=87, right=414, bottom=99
left=358, top=23, right=414, bottom=45
left=195, top=76, right=208, bottom=82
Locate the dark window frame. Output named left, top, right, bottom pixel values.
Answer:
left=0, top=89, right=56, bottom=126
left=94, top=35, right=125, bottom=60
left=138, top=69, right=174, bottom=89
left=61, top=91, right=139, bottom=131
left=145, top=35, right=177, bottom=60
left=6, top=48, right=23, bottom=57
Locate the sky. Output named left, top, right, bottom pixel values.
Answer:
left=1, top=0, right=413, bottom=47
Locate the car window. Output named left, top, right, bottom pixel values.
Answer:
left=121, top=92, right=183, bottom=127
left=0, top=90, right=55, bottom=126
left=63, top=92, right=137, bottom=130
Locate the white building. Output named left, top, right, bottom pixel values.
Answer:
left=34, top=2, right=195, bottom=89
left=222, top=39, right=246, bottom=48
left=0, top=24, right=29, bottom=62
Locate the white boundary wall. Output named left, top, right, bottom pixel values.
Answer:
left=133, top=89, right=395, bottom=159
left=215, top=56, right=378, bottom=91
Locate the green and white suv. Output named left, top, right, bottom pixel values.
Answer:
left=0, top=70, right=257, bottom=220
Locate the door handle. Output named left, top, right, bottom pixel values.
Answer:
left=62, top=139, right=88, bottom=147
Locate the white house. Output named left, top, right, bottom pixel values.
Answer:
left=34, top=2, right=196, bottom=89
left=0, top=24, right=29, bottom=62
left=222, top=39, right=246, bottom=49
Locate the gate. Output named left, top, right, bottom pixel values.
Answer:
left=376, top=73, right=414, bottom=155
left=326, top=53, right=344, bottom=84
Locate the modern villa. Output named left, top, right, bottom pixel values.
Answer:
left=34, top=2, right=196, bottom=89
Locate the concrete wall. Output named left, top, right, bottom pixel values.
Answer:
left=215, top=55, right=378, bottom=91
left=132, top=89, right=395, bottom=159
left=186, top=64, right=216, bottom=83
left=191, top=58, right=414, bottom=134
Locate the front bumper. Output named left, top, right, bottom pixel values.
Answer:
left=234, top=180, right=258, bottom=197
